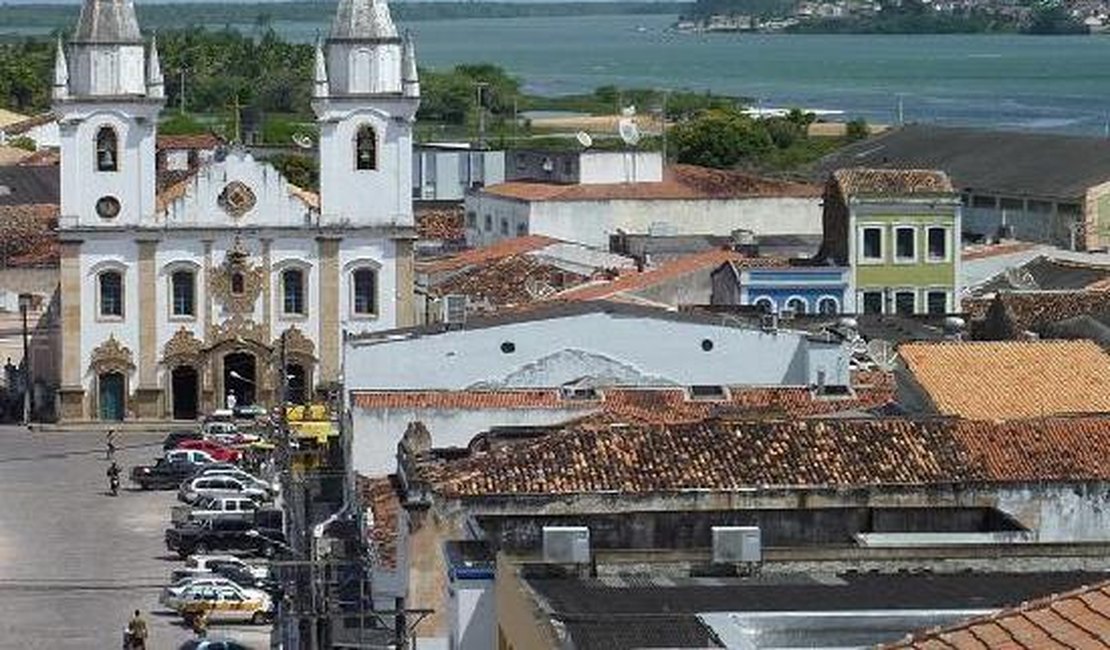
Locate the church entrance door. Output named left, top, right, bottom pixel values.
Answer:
left=98, top=372, right=125, bottom=421
left=286, top=364, right=306, bottom=405
left=224, top=352, right=257, bottom=407
left=172, top=366, right=199, bottom=420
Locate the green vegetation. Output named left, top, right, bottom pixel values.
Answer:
left=671, top=106, right=844, bottom=173
left=0, top=39, right=52, bottom=112
left=526, top=85, right=746, bottom=120
left=0, top=2, right=689, bottom=33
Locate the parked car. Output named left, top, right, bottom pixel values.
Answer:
left=163, top=430, right=204, bottom=451
left=160, top=576, right=242, bottom=610
left=131, top=455, right=211, bottom=490
left=175, top=582, right=273, bottom=625
left=233, top=404, right=268, bottom=419
left=164, top=519, right=285, bottom=559
left=192, top=467, right=277, bottom=496
left=171, top=495, right=259, bottom=526
left=175, top=439, right=242, bottom=463
left=169, top=554, right=269, bottom=584
left=177, top=639, right=257, bottom=650
left=165, top=449, right=218, bottom=465
left=210, top=562, right=282, bottom=598
left=178, top=475, right=270, bottom=505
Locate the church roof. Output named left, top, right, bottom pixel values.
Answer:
left=73, top=0, right=143, bottom=43
left=330, top=0, right=400, bottom=41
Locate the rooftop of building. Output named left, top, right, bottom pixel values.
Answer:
left=831, top=167, right=955, bottom=198
left=479, top=164, right=821, bottom=202
left=899, top=340, right=1110, bottom=420
left=972, top=254, right=1110, bottom=295
left=355, top=474, right=402, bottom=569
left=414, top=206, right=465, bottom=242
left=964, top=290, right=1110, bottom=337
left=0, top=204, right=60, bottom=268
left=156, top=133, right=223, bottom=151
left=0, top=165, right=59, bottom=206
left=520, top=570, right=1106, bottom=650
left=883, top=577, right=1110, bottom=649
left=73, top=0, right=142, bottom=43
left=813, top=125, right=1110, bottom=200
left=415, top=414, right=1110, bottom=498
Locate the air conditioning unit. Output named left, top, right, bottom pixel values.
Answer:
left=543, top=526, right=590, bottom=564
left=760, top=313, right=778, bottom=333
left=712, top=526, right=761, bottom=564
left=442, top=294, right=467, bottom=324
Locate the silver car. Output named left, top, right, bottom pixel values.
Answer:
left=178, top=475, right=269, bottom=505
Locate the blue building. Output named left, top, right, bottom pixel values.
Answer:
left=711, top=262, right=851, bottom=315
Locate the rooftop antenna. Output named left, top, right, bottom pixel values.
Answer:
left=292, top=133, right=314, bottom=149
left=618, top=114, right=642, bottom=147
left=575, top=131, right=593, bottom=149
left=897, top=94, right=904, bottom=126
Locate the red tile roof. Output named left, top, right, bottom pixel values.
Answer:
left=420, top=415, right=1110, bottom=497
left=961, top=241, right=1039, bottom=261
left=965, top=291, right=1110, bottom=336
left=0, top=204, right=59, bottom=268
left=832, top=168, right=955, bottom=197
left=351, top=389, right=583, bottom=410
left=156, top=133, right=223, bottom=150
left=884, top=578, right=1110, bottom=649
left=418, top=236, right=557, bottom=274
left=356, top=474, right=402, bottom=569
left=482, top=164, right=821, bottom=202
left=416, top=207, right=465, bottom=241
left=431, top=255, right=591, bottom=310
left=557, top=248, right=786, bottom=301
left=900, top=340, right=1110, bottom=420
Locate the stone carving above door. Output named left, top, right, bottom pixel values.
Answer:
left=89, top=335, right=135, bottom=374
left=163, top=327, right=204, bottom=368
left=210, top=237, right=263, bottom=315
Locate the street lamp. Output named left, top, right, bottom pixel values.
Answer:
left=18, top=293, right=33, bottom=427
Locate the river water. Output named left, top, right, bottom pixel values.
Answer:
left=15, top=13, right=1110, bottom=134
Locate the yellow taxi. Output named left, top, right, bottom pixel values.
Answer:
left=176, top=582, right=273, bottom=625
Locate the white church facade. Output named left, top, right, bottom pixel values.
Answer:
left=54, top=0, right=420, bottom=421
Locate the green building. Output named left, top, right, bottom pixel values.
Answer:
left=821, top=168, right=961, bottom=315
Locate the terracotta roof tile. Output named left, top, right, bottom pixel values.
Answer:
left=832, top=168, right=955, bottom=197
left=431, top=255, right=590, bottom=310
left=0, top=204, right=59, bottom=268
left=156, top=133, right=222, bottom=150
left=421, top=415, right=1110, bottom=497
left=966, top=292, right=1110, bottom=336
left=356, top=474, right=402, bottom=569
left=416, top=207, right=465, bottom=241
left=482, top=164, right=820, bottom=202
left=900, top=340, right=1110, bottom=420
left=418, top=236, right=557, bottom=274
left=558, top=249, right=787, bottom=301
left=884, top=579, right=1110, bottom=649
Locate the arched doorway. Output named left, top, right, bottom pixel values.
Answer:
left=98, top=372, right=125, bottom=421
left=223, top=352, right=256, bottom=407
left=285, top=364, right=306, bottom=405
left=171, top=366, right=199, bottom=420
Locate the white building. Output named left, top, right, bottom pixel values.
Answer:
left=464, top=161, right=823, bottom=249
left=54, top=0, right=420, bottom=421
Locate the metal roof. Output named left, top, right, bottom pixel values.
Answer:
left=812, top=125, right=1110, bottom=201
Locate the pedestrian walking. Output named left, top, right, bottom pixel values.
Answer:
left=126, top=609, right=148, bottom=649
left=105, top=428, right=117, bottom=460
left=191, top=607, right=209, bottom=639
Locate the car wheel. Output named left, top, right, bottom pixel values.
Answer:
left=251, top=610, right=268, bottom=625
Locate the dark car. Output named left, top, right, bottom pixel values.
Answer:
left=131, top=458, right=208, bottom=490
left=162, top=430, right=204, bottom=451
left=164, top=518, right=286, bottom=559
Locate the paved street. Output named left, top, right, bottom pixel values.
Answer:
left=0, top=426, right=272, bottom=649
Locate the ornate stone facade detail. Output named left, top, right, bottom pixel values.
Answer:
left=209, top=237, right=263, bottom=315
left=163, top=327, right=204, bottom=368
left=89, top=335, right=135, bottom=374
left=218, top=181, right=257, bottom=218
left=210, top=316, right=270, bottom=349
left=274, top=326, right=316, bottom=362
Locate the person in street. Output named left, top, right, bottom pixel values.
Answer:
left=107, top=461, right=121, bottom=496
left=126, top=609, right=148, bottom=649
left=226, top=391, right=237, bottom=411
left=105, top=428, right=116, bottom=460
left=191, top=606, right=209, bottom=638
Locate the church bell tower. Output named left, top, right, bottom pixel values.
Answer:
left=312, top=0, right=420, bottom=228
left=54, top=0, right=164, bottom=228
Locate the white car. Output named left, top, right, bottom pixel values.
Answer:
left=172, top=495, right=259, bottom=526
left=178, top=475, right=270, bottom=505
left=177, top=582, right=272, bottom=625
left=160, top=576, right=241, bottom=610
left=170, top=554, right=269, bottom=584
left=165, top=449, right=216, bottom=466
left=193, top=467, right=277, bottom=496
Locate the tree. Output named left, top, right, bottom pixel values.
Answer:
left=846, top=118, right=870, bottom=141
left=670, top=108, right=773, bottom=169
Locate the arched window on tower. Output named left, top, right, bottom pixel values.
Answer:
left=99, top=270, right=124, bottom=318
left=282, top=268, right=306, bottom=316
left=96, top=127, right=118, bottom=172
left=355, top=125, right=377, bottom=171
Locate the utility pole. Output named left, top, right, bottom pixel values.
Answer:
left=179, top=67, right=187, bottom=114
left=475, top=81, right=489, bottom=149
left=18, top=293, right=32, bottom=426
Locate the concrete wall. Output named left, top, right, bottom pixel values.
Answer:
left=494, top=556, right=559, bottom=650
left=345, top=311, right=847, bottom=391
left=449, top=577, right=495, bottom=650
left=414, top=148, right=505, bottom=201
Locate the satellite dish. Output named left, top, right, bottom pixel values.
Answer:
left=576, top=131, right=593, bottom=148
left=291, top=133, right=314, bottom=149
left=866, top=339, right=897, bottom=371
left=621, top=105, right=637, bottom=117
left=618, top=118, right=641, bottom=146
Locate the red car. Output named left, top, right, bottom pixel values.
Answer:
left=175, top=439, right=242, bottom=463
